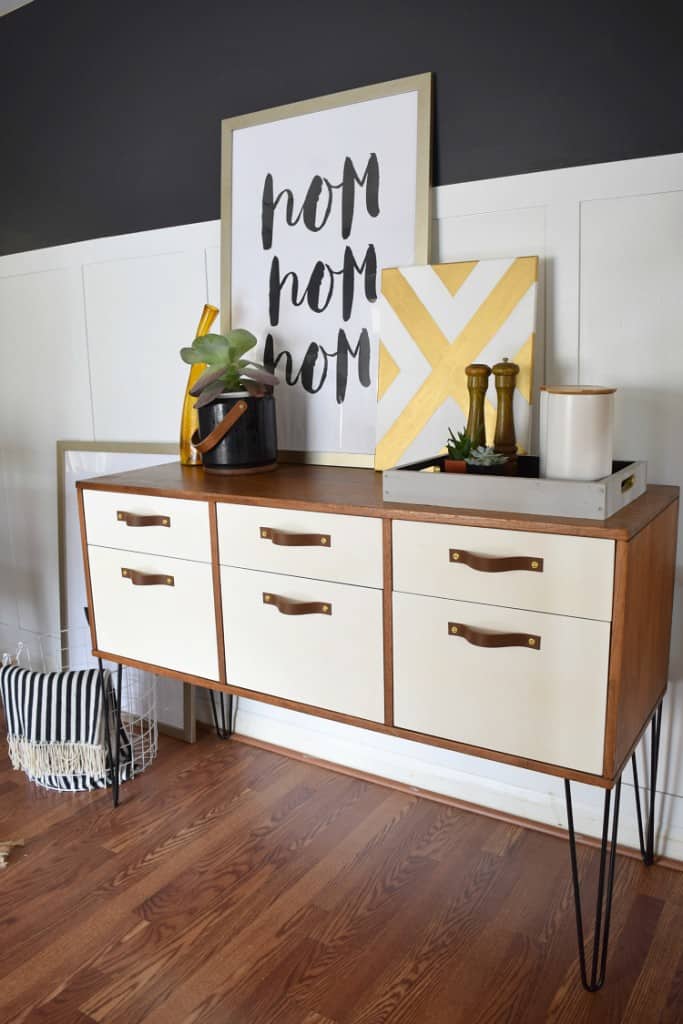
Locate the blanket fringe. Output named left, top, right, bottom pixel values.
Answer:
left=6, top=736, right=107, bottom=778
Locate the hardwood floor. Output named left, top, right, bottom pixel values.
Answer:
left=2, top=728, right=683, bottom=1023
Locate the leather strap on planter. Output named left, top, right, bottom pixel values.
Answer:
left=262, top=592, right=332, bottom=616
left=121, top=568, right=175, bottom=587
left=260, top=527, right=331, bottom=548
left=449, top=549, right=544, bottom=573
left=448, top=621, right=541, bottom=650
left=191, top=400, right=248, bottom=455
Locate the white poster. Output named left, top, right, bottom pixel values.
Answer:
left=224, top=76, right=431, bottom=460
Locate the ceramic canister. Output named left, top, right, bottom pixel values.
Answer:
left=538, top=386, right=616, bottom=481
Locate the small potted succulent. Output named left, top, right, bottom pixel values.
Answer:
left=466, top=445, right=509, bottom=475
left=444, top=428, right=472, bottom=473
left=180, top=329, right=278, bottom=474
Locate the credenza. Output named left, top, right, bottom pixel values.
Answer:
left=77, top=462, right=679, bottom=991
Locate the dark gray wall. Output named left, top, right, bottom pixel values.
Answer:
left=1, top=0, right=682, bottom=256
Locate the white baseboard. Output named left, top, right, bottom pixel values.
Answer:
left=195, top=693, right=683, bottom=863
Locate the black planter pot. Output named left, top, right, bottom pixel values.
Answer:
left=196, top=393, right=277, bottom=474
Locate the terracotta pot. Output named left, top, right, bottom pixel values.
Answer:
left=444, top=459, right=467, bottom=474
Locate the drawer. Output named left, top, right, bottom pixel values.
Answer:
left=83, top=489, right=211, bottom=563
left=88, top=545, right=219, bottom=681
left=393, top=521, right=615, bottom=621
left=393, top=592, right=610, bottom=774
left=221, top=567, right=384, bottom=722
left=217, top=504, right=383, bottom=588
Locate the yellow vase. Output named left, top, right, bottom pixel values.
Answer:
left=179, top=304, right=219, bottom=466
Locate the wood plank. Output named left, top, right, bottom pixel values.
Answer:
left=76, top=462, right=679, bottom=541
left=3, top=729, right=683, bottom=1022
left=605, top=499, right=679, bottom=777
left=382, top=517, right=394, bottom=726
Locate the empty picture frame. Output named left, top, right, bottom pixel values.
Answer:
left=221, top=73, right=433, bottom=466
left=57, top=441, right=196, bottom=742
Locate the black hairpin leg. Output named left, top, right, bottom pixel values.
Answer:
left=631, top=699, right=663, bottom=866
left=565, top=776, right=622, bottom=992
left=99, top=659, right=123, bottom=808
left=209, top=690, right=233, bottom=740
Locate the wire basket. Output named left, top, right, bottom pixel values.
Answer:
left=1, top=625, right=158, bottom=790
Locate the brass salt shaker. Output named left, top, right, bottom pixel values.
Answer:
left=465, top=363, right=491, bottom=449
left=492, top=357, right=519, bottom=457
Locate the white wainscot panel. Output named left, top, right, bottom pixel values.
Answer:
left=579, top=189, right=683, bottom=790
left=84, top=250, right=207, bottom=442
left=0, top=268, right=93, bottom=634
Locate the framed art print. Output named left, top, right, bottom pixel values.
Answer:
left=375, top=257, right=539, bottom=470
left=221, top=73, right=433, bottom=466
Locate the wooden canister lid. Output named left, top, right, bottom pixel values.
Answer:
left=540, top=385, right=616, bottom=395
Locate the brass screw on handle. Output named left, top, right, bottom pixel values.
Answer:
left=528, top=637, right=536, bottom=647
left=451, top=551, right=460, bottom=561
left=531, top=560, right=539, bottom=570
left=450, top=624, right=459, bottom=634
left=320, top=537, right=328, bottom=545
left=264, top=594, right=271, bottom=602
left=322, top=604, right=330, bottom=613
left=162, top=518, right=170, bottom=526
left=166, top=577, right=173, bottom=585
left=122, top=569, right=129, bottom=576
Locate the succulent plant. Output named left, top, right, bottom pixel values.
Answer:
left=466, top=445, right=508, bottom=467
left=446, top=428, right=473, bottom=461
left=180, top=330, right=278, bottom=408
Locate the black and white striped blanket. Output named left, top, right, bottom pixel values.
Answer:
left=0, top=664, right=132, bottom=791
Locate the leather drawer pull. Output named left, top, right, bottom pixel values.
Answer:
left=449, top=549, right=543, bottom=573
left=117, top=511, right=171, bottom=528
left=262, top=592, right=332, bottom=616
left=260, top=527, right=331, bottom=548
left=448, top=621, right=541, bottom=651
left=121, top=568, right=175, bottom=587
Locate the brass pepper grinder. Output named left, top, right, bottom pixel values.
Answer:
left=465, top=363, right=491, bottom=449
left=492, top=357, right=519, bottom=457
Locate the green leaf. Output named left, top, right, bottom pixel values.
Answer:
left=189, top=333, right=232, bottom=364
left=193, top=380, right=227, bottom=409
left=180, top=346, right=206, bottom=365
left=189, top=364, right=228, bottom=397
left=241, top=365, right=279, bottom=386
left=226, top=329, right=258, bottom=358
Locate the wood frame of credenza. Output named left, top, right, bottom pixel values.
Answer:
left=76, top=465, right=679, bottom=790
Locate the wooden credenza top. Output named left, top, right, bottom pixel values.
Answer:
left=77, top=461, right=679, bottom=542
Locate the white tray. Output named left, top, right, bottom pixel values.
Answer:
left=382, top=457, right=647, bottom=520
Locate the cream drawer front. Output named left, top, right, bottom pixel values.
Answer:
left=83, top=490, right=211, bottom=563
left=88, top=546, right=219, bottom=681
left=393, top=521, right=615, bottom=621
left=221, top=567, right=384, bottom=722
left=217, top=504, right=383, bottom=588
left=393, top=592, right=610, bottom=774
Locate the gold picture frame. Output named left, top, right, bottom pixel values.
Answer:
left=220, top=73, right=433, bottom=468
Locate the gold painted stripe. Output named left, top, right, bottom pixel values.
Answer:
left=377, top=342, right=400, bottom=401
left=381, top=268, right=449, bottom=367
left=375, top=258, right=538, bottom=469
left=433, top=260, right=477, bottom=296
left=513, top=332, right=535, bottom=403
